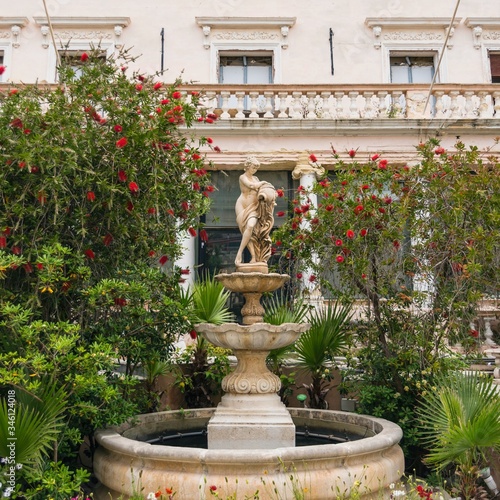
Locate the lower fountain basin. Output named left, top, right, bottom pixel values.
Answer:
left=93, top=408, right=404, bottom=499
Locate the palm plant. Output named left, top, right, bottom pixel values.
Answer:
left=294, top=302, right=352, bottom=409
left=0, top=380, right=67, bottom=467
left=417, top=372, right=500, bottom=499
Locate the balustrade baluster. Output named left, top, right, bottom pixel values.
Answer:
left=219, top=91, right=231, bottom=120
left=377, top=91, right=388, bottom=118
left=306, top=92, right=317, bottom=119
left=263, top=91, right=274, bottom=118
left=334, top=91, right=344, bottom=119
left=235, top=91, right=245, bottom=119
left=319, top=91, right=331, bottom=119
left=204, top=91, right=217, bottom=116
left=291, top=91, right=303, bottom=119
left=449, top=90, right=461, bottom=119
left=493, top=91, right=500, bottom=118
left=477, top=91, right=490, bottom=118
left=277, top=91, right=289, bottom=118
left=389, top=91, right=403, bottom=118
left=463, top=91, right=476, bottom=118
left=348, top=91, right=360, bottom=119
left=433, top=91, right=445, bottom=119
left=362, top=91, right=375, bottom=119
left=248, top=91, right=259, bottom=118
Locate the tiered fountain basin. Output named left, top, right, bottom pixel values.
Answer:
left=93, top=408, right=404, bottom=499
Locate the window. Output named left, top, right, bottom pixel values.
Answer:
left=390, top=55, right=435, bottom=83
left=0, top=52, right=4, bottom=82
left=490, top=52, right=500, bottom=83
left=219, top=53, right=273, bottom=111
left=59, top=50, right=106, bottom=79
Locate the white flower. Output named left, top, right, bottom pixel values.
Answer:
left=147, top=493, right=156, bottom=500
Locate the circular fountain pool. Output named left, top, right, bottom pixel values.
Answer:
left=93, top=407, right=403, bottom=499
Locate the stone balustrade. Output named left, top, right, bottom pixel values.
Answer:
left=178, top=83, right=500, bottom=120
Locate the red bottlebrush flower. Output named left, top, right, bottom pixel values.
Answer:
left=3, top=227, right=11, bottom=236
left=277, top=211, right=285, bottom=217
left=86, top=191, right=96, bottom=202
left=206, top=185, right=215, bottom=193
left=172, top=91, right=182, bottom=99
left=434, top=146, right=445, bottom=155
left=469, top=329, right=479, bottom=338
left=311, top=217, right=319, bottom=224
left=393, top=240, right=400, bottom=249
left=161, top=99, right=170, bottom=105
left=9, top=89, right=18, bottom=95
left=103, top=233, right=113, bottom=246
left=378, top=207, right=386, bottom=214
left=325, top=204, right=333, bottom=212
left=291, top=222, right=299, bottom=230
left=12, top=245, right=21, bottom=255
left=80, top=52, right=89, bottom=62
left=116, top=137, right=128, bottom=148
left=37, top=192, right=47, bottom=204
left=180, top=268, right=190, bottom=275
left=210, top=486, right=217, bottom=492
left=167, top=209, right=175, bottom=216
left=114, top=124, right=123, bottom=133
left=114, top=297, right=127, bottom=307
left=121, top=66, right=127, bottom=72
left=159, top=255, right=168, bottom=265
left=362, top=273, right=367, bottom=279
left=23, top=263, right=33, bottom=273
left=193, top=182, right=200, bottom=191
left=148, top=250, right=156, bottom=257
left=309, top=153, right=318, bottom=162
left=166, top=487, right=173, bottom=495
left=294, top=207, right=302, bottom=215
left=275, top=240, right=282, bottom=246
left=348, top=149, right=356, bottom=158
left=36, top=263, right=43, bottom=270
left=296, top=273, right=303, bottom=279
left=360, top=228, right=368, bottom=237
left=275, top=188, right=284, bottom=198
left=189, top=329, right=197, bottom=340
left=118, top=170, right=127, bottom=182
left=188, top=227, right=197, bottom=237
left=301, top=204, right=310, bottom=213
left=192, top=153, right=201, bottom=161
left=84, top=249, right=95, bottom=260
left=341, top=180, right=348, bottom=186
left=361, top=184, right=369, bottom=190
left=354, top=204, right=364, bottom=214
left=126, top=201, right=134, bottom=212
left=206, top=137, right=213, bottom=144
left=334, top=238, right=343, bottom=246
left=181, top=201, right=189, bottom=212
left=346, top=229, right=355, bottom=239
left=371, top=153, right=380, bottom=161
left=138, top=74, right=145, bottom=82
left=336, top=255, right=345, bottom=263
left=378, top=159, right=388, bottom=169
left=200, top=229, right=209, bottom=243
left=153, top=82, right=162, bottom=90
left=0, top=236, right=6, bottom=248
left=0, top=65, right=5, bottom=75
left=135, top=84, right=143, bottom=91
left=19, top=161, right=26, bottom=169
left=128, top=181, right=139, bottom=193
left=309, top=274, right=316, bottom=282
left=23, top=128, right=31, bottom=135
left=10, top=118, right=23, bottom=129
left=213, top=145, right=221, bottom=153
left=297, top=185, right=305, bottom=193
left=147, top=207, right=156, bottom=214
left=30, top=166, right=39, bottom=173
left=154, top=490, right=162, bottom=498
left=384, top=196, right=392, bottom=204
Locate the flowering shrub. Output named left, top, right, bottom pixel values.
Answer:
left=0, top=49, right=217, bottom=496
left=273, top=139, right=500, bottom=463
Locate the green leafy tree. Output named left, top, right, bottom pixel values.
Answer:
left=273, top=139, right=500, bottom=463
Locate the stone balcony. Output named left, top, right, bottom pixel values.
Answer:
left=180, top=83, right=499, bottom=119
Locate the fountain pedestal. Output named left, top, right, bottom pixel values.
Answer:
left=197, top=320, right=308, bottom=449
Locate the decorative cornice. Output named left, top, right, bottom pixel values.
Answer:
left=0, top=17, right=29, bottom=28
left=465, top=18, right=500, bottom=30
left=365, top=17, right=462, bottom=29
left=33, top=17, right=130, bottom=28
left=195, top=17, right=296, bottom=29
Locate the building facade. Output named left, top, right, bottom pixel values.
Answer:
left=1, top=0, right=499, bottom=284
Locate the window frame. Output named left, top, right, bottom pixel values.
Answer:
left=0, top=42, right=13, bottom=83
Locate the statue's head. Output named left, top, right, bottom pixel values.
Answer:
left=244, top=156, right=260, bottom=172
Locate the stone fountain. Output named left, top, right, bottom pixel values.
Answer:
left=93, top=157, right=404, bottom=499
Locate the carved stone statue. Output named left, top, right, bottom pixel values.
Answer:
left=234, top=156, right=276, bottom=270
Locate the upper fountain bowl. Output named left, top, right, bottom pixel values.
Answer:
left=216, top=272, right=289, bottom=295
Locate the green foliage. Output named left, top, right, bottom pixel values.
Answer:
left=191, top=273, right=234, bottom=325
left=273, top=138, right=500, bottom=466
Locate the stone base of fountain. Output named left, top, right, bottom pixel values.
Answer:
left=93, top=408, right=404, bottom=499
left=208, top=393, right=295, bottom=449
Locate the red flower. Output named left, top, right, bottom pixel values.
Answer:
left=334, top=238, right=343, bottom=246
left=277, top=211, right=285, bottom=217
left=371, top=154, right=380, bottom=161
left=434, top=147, right=445, bottom=155
left=84, top=249, right=95, bottom=259
left=336, top=255, right=345, bottom=263
left=24, top=263, right=33, bottom=273
left=296, top=272, right=303, bottom=279
left=0, top=65, right=5, bottom=75
left=0, top=236, right=6, bottom=248
left=309, top=153, right=317, bottom=162
left=147, top=207, right=156, bottom=214
left=354, top=204, right=364, bottom=214
left=346, top=229, right=355, bottom=239
left=23, top=128, right=31, bottom=135
left=206, top=137, right=213, bottom=144
left=189, top=329, right=197, bottom=339
left=180, top=268, right=190, bottom=275
left=297, top=185, right=305, bottom=193
left=128, top=181, right=139, bottom=193
left=348, top=149, right=356, bottom=158
left=378, top=207, right=386, bottom=214
left=36, top=263, right=43, bottom=270
left=19, top=161, right=26, bottom=169
left=393, top=240, right=400, bottom=249
left=172, top=91, right=182, bottom=99
left=341, top=180, right=348, bottom=186
left=378, top=159, right=388, bottom=169
left=469, top=329, right=479, bottom=338
left=118, top=170, right=127, bottom=182
left=114, top=124, right=123, bottom=133
left=80, top=52, right=89, bottom=62
left=308, top=275, right=316, bottom=282
left=188, top=227, right=197, bottom=237
left=153, top=82, right=162, bottom=90
left=362, top=273, right=367, bottom=279
left=86, top=191, right=96, bottom=202
left=126, top=201, right=134, bottom=211
left=116, top=137, right=128, bottom=148
left=360, top=228, right=368, bottom=237
left=10, top=118, right=23, bottom=129
left=200, top=229, right=209, bottom=242
left=384, top=196, right=392, bottom=204
left=206, top=185, right=215, bottom=193
left=325, top=204, right=333, bottom=212
left=135, top=84, right=143, bottom=91
left=155, top=491, right=161, bottom=498
left=361, top=184, right=370, bottom=190
left=159, top=255, right=168, bottom=265
left=210, top=486, right=217, bottom=492
left=166, top=487, right=173, bottom=494
left=114, top=297, right=127, bottom=307
left=213, top=146, right=221, bottom=153
left=103, top=233, right=113, bottom=246
left=12, top=246, right=21, bottom=255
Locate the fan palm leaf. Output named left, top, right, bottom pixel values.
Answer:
left=191, top=274, right=233, bottom=325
